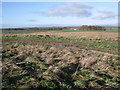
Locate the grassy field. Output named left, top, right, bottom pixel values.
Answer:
left=2, top=30, right=120, bottom=89
left=2, top=29, right=119, bottom=34
left=2, top=35, right=118, bottom=55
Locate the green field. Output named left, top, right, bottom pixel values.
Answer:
left=2, top=40, right=120, bottom=89
left=2, top=30, right=120, bottom=89
left=2, top=35, right=118, bottom=55
left=2, top=29, right=119, bottom=34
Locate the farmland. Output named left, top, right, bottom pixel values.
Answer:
left=1, top=29, right=120, bottom=89
left=2, top=28, right=119, bottom=34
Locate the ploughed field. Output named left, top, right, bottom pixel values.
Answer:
left=2, top=31, right=120, bottom=89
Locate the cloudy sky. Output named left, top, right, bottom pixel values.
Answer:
left=2, top=2, right=118, bottom=28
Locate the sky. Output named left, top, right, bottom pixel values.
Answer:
left=2, top=2, right=118, bottom=28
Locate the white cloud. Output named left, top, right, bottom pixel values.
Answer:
left=32, top=2, right=118, bottom=26
left=28, top=19, right=37, bottom=22
left=38, top=2, right=93, bottom=17
left=92, top=10, right=117, bottom=20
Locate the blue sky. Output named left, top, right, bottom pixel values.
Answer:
left=2, top=2, right=118, bottom=28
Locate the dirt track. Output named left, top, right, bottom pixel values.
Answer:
left=3, top=40, right=119, bottom=57
left=2, top=31, right=119, bottom=57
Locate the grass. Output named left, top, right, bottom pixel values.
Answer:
left=2, top=30, right=50, bottom=34
left=60, top=30, right=119, bottom=33
left=2, top=43, right=120, bottom=89
left=2, top=29, right=119, bottom=34
left=2, top=29, right=120, bottom=89
left=2, top=35, right=118, bottom=55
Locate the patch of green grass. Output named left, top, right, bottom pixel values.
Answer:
left=2, top=36, right=22, bottom=41
left=58, top=28, right=119, bottom=33
left=2, top=30, right=50, bottom=34
left=2, top=29, right=119, bottom=34
left=40, top=80, right=59, bottom=89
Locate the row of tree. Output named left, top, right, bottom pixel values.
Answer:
left=78, top=25, right=106, bottom=31
left=2, top=25, right=106, bottom=31
left=25, top=27, right=68, bottom=31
